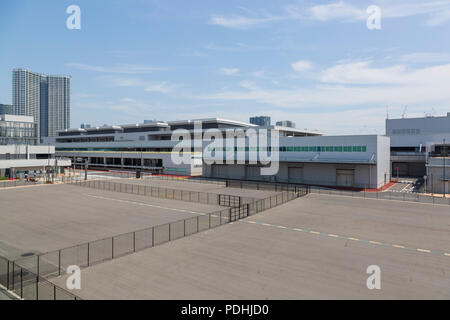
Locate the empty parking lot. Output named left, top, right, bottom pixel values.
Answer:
left=50, top=193, right=450, bottom=299
left=0, top=183, right=225, bottom=261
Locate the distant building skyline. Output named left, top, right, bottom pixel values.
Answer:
left=0, top=104, right=13, bottom=115
left=276, top=120, right=296, bottom=128
left=249, top=116, right=271, bottom=127
left=12, top=69, right=71, bottom=143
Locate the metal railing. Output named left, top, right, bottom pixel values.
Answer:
left=67, top=178, right=261, bottom=205
left=0, top=179, right=43, bottom=188
left=0, top=256, right=80, bottom=300
left=309, top=186, right=450, bottom=205
left=14, top=184, right=309, bottom=282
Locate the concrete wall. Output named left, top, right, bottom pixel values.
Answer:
left=203, top=162, right=382, bottom=189
left=202, top=134, right=389, bottom=188
left=377, top=135, right=391, bottom=186
left=386, top=114, right=450, bottom=148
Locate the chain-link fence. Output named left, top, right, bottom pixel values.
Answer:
left=0, top=256, right=80, bottom=300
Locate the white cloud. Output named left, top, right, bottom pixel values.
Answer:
left=219, top=68, right=240, bottom=76
left=319, top=60, right=450, bottom=85
left=99, top=76, right=182, bottom=94
left=210, top=1, right=450, bottom=28
left=195, top=61, right=450, bottom=111
left=145, top=81, right=181, bottom=93
left=425, top=9, right=450, bottom=26
left=66, top=63, right=164, bottom=74
left=209, top=14, right=280, bottom=28
left=399, top=52, right=450, bottom=64
left=292, top=60, right=312, bottom=72
left=309, top=1, right=366, bottom=21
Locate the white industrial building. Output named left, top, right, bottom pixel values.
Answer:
left=52, top=117, right=391, bottom=189
left=51, top=119, right=267, bottom=176
left=425, top=143, right=449, bottom=194
left=203, top=133, right=390, bottom=189
left=386, top=112, right=450, bottom=177
left=0, top=145, right=71, bottom=178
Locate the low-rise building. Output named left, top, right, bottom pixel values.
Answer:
left=203, top=133, right=391, bottom=189
left=386, top=112, right=450, bottom=177
left=51, top=118, right=322, bottom=176
left=0, top=114, right=36, bottom=145
left=0, top=144, right=71, bottom=178
left=425, top=142, right=449, bottom=194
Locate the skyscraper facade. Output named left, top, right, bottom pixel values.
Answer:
left=12, top=69, right=71, bottom=143
left=249, top=116, right=271, bottom=127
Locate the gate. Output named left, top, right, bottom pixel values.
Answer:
left=219, top=194, right=241, bottom=207
left=230, top=204, right=249, bottom=222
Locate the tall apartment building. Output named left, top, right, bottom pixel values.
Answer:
left=276, top=120, right=296, bottom=128
left=249, top=116, right=271, bottom=127
left=12, top=69, right=71, bottom=143
left=0, top=104, right=13, bottom=114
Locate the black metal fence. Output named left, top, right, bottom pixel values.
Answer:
left=67, top=178, right=261, bottom=205
left=14, top=184, right=308, bottom=282
left=309, top=186, right=450, bottom=205
left=0, top=179, right=43, bottom=188
left=219, top=194, right=241, bottom=207
left=0, top=256, right=80, bottom=300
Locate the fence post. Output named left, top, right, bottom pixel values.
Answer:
left=20, top=268, right=23, bottom=298
left=169, top=223, right=171, bottom=241
left=87, top=243, right=90, bottom=266
left=37, top=255, right=40, bottom=277
left=197, top=216, right=199, bottom=232
left=133, top=232, right=136, bottom=252
left=6, top=260, right=9, bottom=290
left=12, top=263, right=14, bottom=290
left=112, top=237, right=114, bottom=259
left=152, top=226, right=155, bottom=247
left=58, top=250, right=61, bottom=276
left=35, top=274, right=39, bottom=300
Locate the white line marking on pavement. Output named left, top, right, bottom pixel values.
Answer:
left=245, top=220, right=450, bottom=258
left=84, top=194, right=205, bottom=216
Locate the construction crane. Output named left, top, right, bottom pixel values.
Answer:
left=401, top=105, right=407, bottom=118
left=401, top=105, right=408, bottom=119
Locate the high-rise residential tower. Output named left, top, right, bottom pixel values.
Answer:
left=12, top=69, right=71, bottom=143
left=249, top=116, right=271, bottom=127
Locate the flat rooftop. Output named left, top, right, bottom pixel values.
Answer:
left=51, top=193, right=450, bottom=299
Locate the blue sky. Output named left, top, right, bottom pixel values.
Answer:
left=1, top=0, right=450, bottom=134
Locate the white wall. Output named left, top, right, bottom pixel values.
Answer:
left=386, top=114, right=450, bottom=147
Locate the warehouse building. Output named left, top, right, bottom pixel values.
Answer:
left=386, top=112, right=450, bottom=177
left=0, top=144, right=71, bottom=179
left=425, top=142, right=450, bottom=194
left=202, top=134, right=391, bottom=189
left=51, top=118, right=321, bottom=176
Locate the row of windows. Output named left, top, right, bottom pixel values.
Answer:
left=391, top=128, right=421, bottom=135
left=208, top=146, right=367, bottom=152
